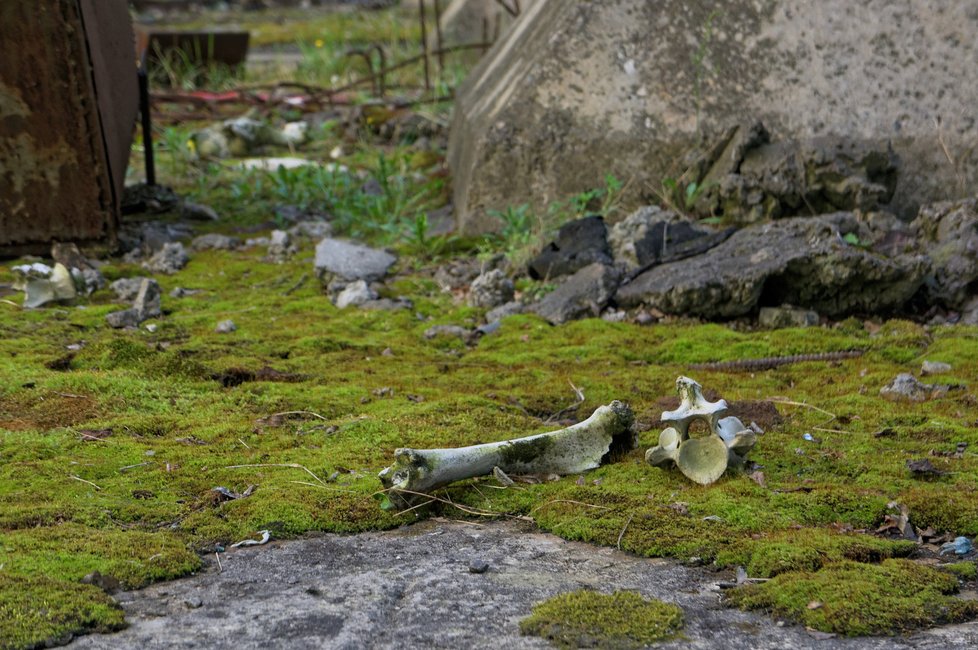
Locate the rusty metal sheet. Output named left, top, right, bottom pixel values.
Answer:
left=0, top=0, right=136, bottom=256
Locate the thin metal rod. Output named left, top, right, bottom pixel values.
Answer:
left=138, top=64, right=156, bottom=187
left=418, top=0, right=431, bottom=91
left=433, top=0, right=445, bottom=73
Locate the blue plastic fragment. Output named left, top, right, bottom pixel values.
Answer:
left=939, top=536, right=974, bottom=556
left=803, top=433, right=815, bottom=442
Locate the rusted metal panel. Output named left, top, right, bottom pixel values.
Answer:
left=0, top=0, right=137, bottom=256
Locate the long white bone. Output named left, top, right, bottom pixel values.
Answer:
left=379, top=401, right=635, bottom=503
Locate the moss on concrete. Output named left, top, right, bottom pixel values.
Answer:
left=727, top=559, right=978, bottom=636
left=520, top=590, right=684, bottom=648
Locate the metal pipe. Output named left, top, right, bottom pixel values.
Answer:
left=137, top=62, right=156, bottom=187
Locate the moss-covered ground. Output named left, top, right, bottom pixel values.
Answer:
left=519, top=590, right=684, bottom=648
left=3, top=249, right=978, bottom=643
left=3, top=5, right=978, bottom=648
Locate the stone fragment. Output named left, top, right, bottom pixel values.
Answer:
left=608, top=207, right=733, bottom=273
left=192, top=234, right=240, bottom=251
left=288, top=220, right=333, bottom=240
left=181, top=201, right=219, bottom=221
left=107, top=279, right=161, bottom=329
left=110, top=277, right=147, bottom=302
left=486, top=301, right=525, bottom=323
left=143, top=242, right=189, bottom=274
left=757, top=306, right=820, bottom=329
left=424, top=325, right=470, bottom=340
left=267, top=230, right=296, bottom=262
left=314, top=238, right=396, bottom=286
left=335, top=280, right=378, bottom=309
left=531, top=263, right=620, bottom=325
left=921, top=360, right=952, bottom=376
left=880, top=374, right=947, bottom=402
left=468, top=559, right=490, bottom=574
left=468, top=269, right=515, bottom=309
left=527, top=216, right=613, bottom=280
left=215, top=320, right=237, bottom=334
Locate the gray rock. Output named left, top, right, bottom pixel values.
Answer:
left=110, top=277, right=148, bottom=302
left=531, top=263, right=621, bottom=325
left=913, top=198, right=978, bottom=309
left=527, top=216, right=613, bottom=280
left=758, top=306, right=820, bottom=329
left=616, top=214, right=927, bottom=319
left=449, top=0, right=978, bottom=233
left=181, top=201, right=219, bottom=221
left=143, top=242, right=189, bottom=275
left=267, top=230, right=296, bottom=263
left=608, top=206, right=734, bottom=273
left=192, top=234, right=241, bottom=251
left=359, top=298, right=413, bottom=312
left=880, top=374, right=947, bottom=402
left=107, top=279, right=161, bottom=329
left=215, top=320, right=237, bottom=334
left=486, top=301, right=525, bottom=323
left=288, top=220, right=333, bottom=240
left=961, top=296, right=978, bottom=326
left=468, top=269, right=515, bottom=309
left=467, top=558, right=490, bottom=574
left=921, top=361, right=952, bottom=376
left=170, top=287, right=201, bottom=298
left=314, top=238, right=396, bottom=285
left=424, top=325, right=470, bottom=340
left=335, top=280, right=378, bottom=309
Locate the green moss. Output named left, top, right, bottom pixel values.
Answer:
left=727, top=559, right=978, bottom=636
left=942, top=561, right=978, bottom=581
left=0, top=574, right=125, bottom=650
left=520, top=590, right=684, bottom=648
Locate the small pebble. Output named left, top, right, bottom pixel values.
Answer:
left=215, top=319, right=237, bottom=334
left=184, top=597, right=204, bottom=609
left=921, top=360, right=952, bottom=376
left=468, top=559, right=490, bottom=574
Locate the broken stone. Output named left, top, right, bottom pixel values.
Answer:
left=170, top=287, right=201, bottom=298
left=143, top=242, right=190, bottom=275
left=359, top=298, right=413, bottom=312
left=921, top=360, right=952, bottom=376
left=608, top=207, right=733, bottom=274
left=191, top=117, right=309, bottom=160
left=111, top=277, right=148, bottom=302
left=267, top=230, right=296, bottom=262
left=646, top=377, right=756, bottom=485
left=215, top=320, right=238, bottom=334
left=468, top=269, right=515, bottom=309
left=288, top=220, right=333, bottom=241
left=527, top=216, right=613, bottom=280
left=617, top=213, right=927, bottom=319
left=757, top=306, right=819, bottom=329
left=51, top=242, right=104, bottom=296
left=531, top=263, right=620, bottom=325
left=107, top=279, right=161, bottom=329
left=486, top=301, right=525, bottom=323
left=378, top=401, right=635, bottom=505
left=335, top=280, right=378, bottom=309
left=11, top=262, right=76, bottom=308
left=880, top=374, right=948, bottom=402
left=192, top=234, right=241, bottom=251
left=314, top=238, right=396, bottom=289
left=423, top=324, right=470, bottom=340
left=468, top=559, right=490, bottom=574
left=181, top=201, right=219, bottom=221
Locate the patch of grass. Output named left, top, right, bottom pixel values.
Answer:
left=0, top=574, right=125, bottom=650
left=942, top=561, right=978, bottom=581
left=727, top=559, right=978, bottom=636
left=520, top=590, right=684, bottom=648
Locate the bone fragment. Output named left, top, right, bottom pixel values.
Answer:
left=379, top=401, right=635, bottom=503
left=647, top=377, right=756, bottom=485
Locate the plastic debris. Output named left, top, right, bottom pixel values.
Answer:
left=940, top=536, right=974, bottom=556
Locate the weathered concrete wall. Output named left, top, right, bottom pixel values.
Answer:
left=438, top=0, right=538, bottom=46
left=448, top=0, right=978, bottom=234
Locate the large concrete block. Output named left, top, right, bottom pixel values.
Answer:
left=448, top=0, right=978, bottom=234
